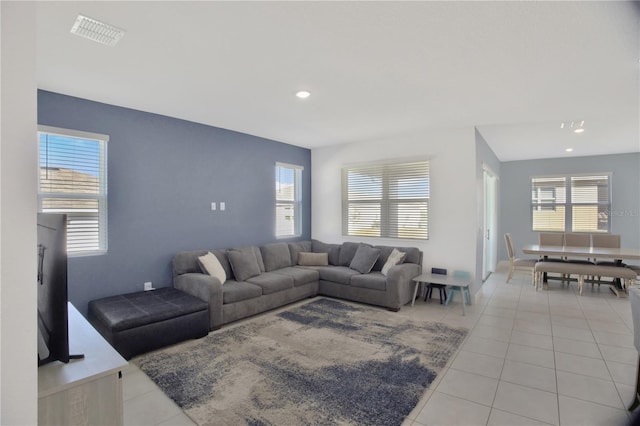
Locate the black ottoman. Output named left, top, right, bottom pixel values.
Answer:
left=88, top=288, right=209, bottom=359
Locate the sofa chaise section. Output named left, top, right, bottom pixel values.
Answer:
left=308, top=242, right=422, bottom=311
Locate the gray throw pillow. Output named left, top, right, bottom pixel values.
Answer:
left=227, top=247, right=261, bottom=281
left=260, top=242, right=292, bottom=272
left=349, top=244, right=381, bottom=274
left=288, top=241, right=312, bottom=265
left=339, top=242, right=361, bottom=266
left=311, top=240, right=341, bottom=266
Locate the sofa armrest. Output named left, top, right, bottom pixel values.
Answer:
left=385, top=263, right=422, bottom=309
left=174, top=273, right=223, bottom=330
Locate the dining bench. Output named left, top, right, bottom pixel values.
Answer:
left=534, top=262, right=637, bottom=295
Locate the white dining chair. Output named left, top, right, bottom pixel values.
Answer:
left=562, top=233, right=595, bottom=285
left=592, top=234, right=622, bottom=287
left=592, top=234, right=621, bottom=266
left=505, top=233, right=537, bottom=284
left=564, top=233, right=591, bottom=248
left=538, top=232, right=566, bottom=282
left=539, top=232, right=564, bottom=247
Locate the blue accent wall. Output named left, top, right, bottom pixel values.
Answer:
left=38, top=90, right=311, bottom=316
left=500, top=153, right=640, bottom=261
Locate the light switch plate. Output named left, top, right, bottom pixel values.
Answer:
left=211, top=202, right=216, bottom=211
left=220, top=202, right=226, bottom=211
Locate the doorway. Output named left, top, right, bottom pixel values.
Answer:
left=482, top=165, right=498, bottom=281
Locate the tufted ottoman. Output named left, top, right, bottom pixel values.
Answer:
left=88, top=288, right=209, bottom=359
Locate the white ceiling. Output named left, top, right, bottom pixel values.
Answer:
left=36, top=1, right=640, bottom=161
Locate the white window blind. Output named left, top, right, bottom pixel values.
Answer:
left=275, top=163, right=302, bottom=238
left=531, top=176, right=566, bottom=232
left=530, top=174, right=611, bottom=233
left=342, top=160, right=429, bottom=240
left=38, top=126, right=108, bottom=255
left=571, top=175, right=610, bottom=233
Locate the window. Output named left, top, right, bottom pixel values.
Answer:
left=38, top=126, right=108, bottom=255
left=342, top=160, right=429, bottom=240
left=531, top=176, right=566, bottom=231
left=531, top=174, right=610, bottom=233
left=275, top=163, right=302, bottom=238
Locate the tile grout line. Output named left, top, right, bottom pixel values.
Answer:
left=583, top=295, right=633, bottom=419
left=484, top=274, right=518, bottom=426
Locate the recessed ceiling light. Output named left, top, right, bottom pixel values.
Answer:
left=565, top=148, right=574, bottom=152
left=573, top=128, right=585, bottom=134
left=71, top=14, right=125, bottom=46
left=295, top=91, right=311, bottom=99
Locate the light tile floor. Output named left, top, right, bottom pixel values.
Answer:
left=123, top=266, right=638, bottom=426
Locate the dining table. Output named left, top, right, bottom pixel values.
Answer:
left=522, top=244, right=640, bottom=296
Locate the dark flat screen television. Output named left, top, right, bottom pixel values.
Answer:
left=37, top=213, right=71, bottom=365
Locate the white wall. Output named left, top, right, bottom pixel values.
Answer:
left=312, top=126, right=479, bottom=292
left=1, top=2, right=38, bottom=424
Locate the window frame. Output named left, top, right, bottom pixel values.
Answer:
left=530, top=172, right=612, bottom=234
left=275, top=162, right=303, bottom=239
left=37, top=125, right=109, bottom=256
left=342, top=159, right=430, bottom=240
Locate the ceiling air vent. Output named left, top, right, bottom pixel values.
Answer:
left=70, top=14, right=125, bottom=47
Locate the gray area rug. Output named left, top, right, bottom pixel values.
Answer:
left=133, top=298, right=468, bottom=426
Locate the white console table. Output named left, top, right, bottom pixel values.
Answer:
left=38, top=303, right=128, bottom=426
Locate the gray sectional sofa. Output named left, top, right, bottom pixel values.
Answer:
left=173, top=240, right=423, bottom=330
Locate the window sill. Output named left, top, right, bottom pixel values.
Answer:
left=69, top=249, right=107, bottom=258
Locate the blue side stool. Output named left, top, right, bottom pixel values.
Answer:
left=445, top=270, right=471, bottom=306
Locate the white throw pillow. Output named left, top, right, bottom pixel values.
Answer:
left=297, top=252, right=329, bottom=266
left=198, top=252, right=227, bottom=284
left=381, top=249, right=407, bottom=276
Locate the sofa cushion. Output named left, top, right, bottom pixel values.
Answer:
left=252, top=246, right=266, bottom=272
left=173, top=250, right=208, bottom=276
left=173, top=249, right=234, bottom=279
left=372, top=246, right=395, bottom=271
left=222, top=281, right=263, bottom=304
left=397, top=246, right=421, bottom=265
left=260, top=243, right=292, bottom=272
left=311, top=240, right=341, bottom=266
left=198, top=252, right=227, bottom=284
left=351, top=272, right=387, bottom=291
left=381, top=248, right=407, bottom=276
left=373, top=245, right=421, bottom=269
left=298, top=252, right=329, bottom=266
left=231, top=246, right=265, bottom=272
left=349, top=244, right=381, bottom=274
left=313, top=266, right=360, bottom=285
left=227, top=247, right=262, bottom=281
left=210, top=249, right=235, bottom=279
left=288, top=241, right=312, bottom=265
left=247, top=272, right=295, bottom=295
left=272, top=267, right=319, bottom=287
left=339, top=242, right=361, bottom=266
